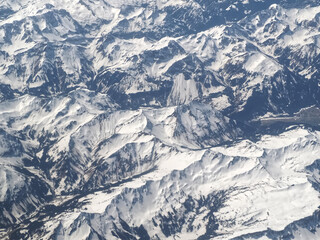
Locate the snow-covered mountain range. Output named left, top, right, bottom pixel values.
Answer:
left=1, top=0, right=320, bottom=239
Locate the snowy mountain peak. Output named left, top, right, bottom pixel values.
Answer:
left=1, top=0, right=320, bottom=239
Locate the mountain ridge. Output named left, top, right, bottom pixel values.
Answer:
left=1, top=0, right=320, bottom=239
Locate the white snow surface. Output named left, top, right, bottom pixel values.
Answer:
left=1, top=1, right=320, bottom=239
left=0, top=0, right=320, bottom=113
left=32, top=127, right=320, bottom=240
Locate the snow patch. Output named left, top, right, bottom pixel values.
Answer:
left=168, top=73, right=199, bottom=105
left=244, top=52, right=281, bottom=76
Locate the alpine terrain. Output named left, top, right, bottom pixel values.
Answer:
left=1, top=0, right=320, bottom=239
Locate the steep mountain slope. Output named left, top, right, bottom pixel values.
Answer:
left=1, top=0, right=320, bottom=239
left=13, top=128, right=320, bottom=240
